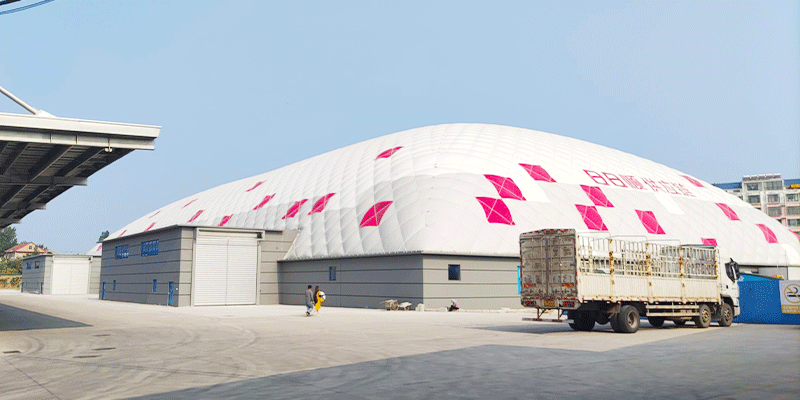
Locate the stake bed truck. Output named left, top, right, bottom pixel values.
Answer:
left=520, top=229, right=740, bottom=333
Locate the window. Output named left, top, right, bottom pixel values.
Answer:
left=747, top=195, right=760, bottom=204
left=448, top=264, right=461, bottom=281
left=329, top=266, right=336, bottom=281
left=787, top=206, right=800, bottom=216
left=767, top=207, right=782, bottom=217
left=153, top=279, right=157, bottom=292
left=746, top=183, right=760, bottom=191
left=113, top=280, right=117, bottom=290
left=788, top=219, right=800, bottom=227
left=765, top=181, right=783, bottom=190
left=141, top=240, right=159, bottom=256
left=767, top=194, right=781, bottom=204
left=788, top=193, right=800, bottom=202
left=35, top=261, right=40, bottom=269
left=26, top=262, right=30, bottom=270
left=115, top=245, right=129, bottom=259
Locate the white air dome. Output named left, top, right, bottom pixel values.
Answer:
left=102, top=123, right=800, bottom=266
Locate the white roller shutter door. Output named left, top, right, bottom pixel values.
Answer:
left=65, top=259, right=90, bottom=294
left=51, top=261, right=69, bottom=294
left=194, top=235, right=258, bottom=306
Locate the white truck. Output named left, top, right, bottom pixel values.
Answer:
left=520, top=229, right=740, bottom=333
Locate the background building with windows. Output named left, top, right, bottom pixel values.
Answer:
left=93, top=124, right=800, bottom=308
left=20, top=253, right=97, bottom=295
left=714, top=174, right=800, bottom=236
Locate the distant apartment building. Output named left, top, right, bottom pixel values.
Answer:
left=714, top=174, right=800, bottom=234
left=4, top=242, right=50, bottom=260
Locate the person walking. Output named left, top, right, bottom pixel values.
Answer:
left=314, top=285, right=325, bottom=315
left=305, top=285, right=314, bottom=316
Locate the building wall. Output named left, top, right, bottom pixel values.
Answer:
left=100, top=226, right=192, bottom=306
left=279, top=254, right=424, bottom=308
left=89, top=255, right=101, bottom=294
left=715, top=174, right=800, bottom=235
left=20, top=254, right=49, bottom=294
left=259, top=230, right=297, bottom=305
left=422, top=254, right=521, bottom=309
left=279, top=253, right=522, bottom=310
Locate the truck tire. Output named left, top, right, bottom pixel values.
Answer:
left=568, top=311, right=596, bottom=331
left=612, top=305, right=640, bottom=333
left=718, top=303, right=734, bottom=327
left=647, top=317, right=665, bottom=327
left=693, top=304, right=712, bottom=328
left=673, top=319, right=686, bottom=327
left=594, top=312, right=610, bottom=325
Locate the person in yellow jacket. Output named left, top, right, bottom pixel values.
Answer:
left=314, top=286, right=326, bottom=315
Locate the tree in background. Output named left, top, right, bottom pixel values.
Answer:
left=98, top=230, right=110, bottom=243
left=0, top=227, right=18, bottom=253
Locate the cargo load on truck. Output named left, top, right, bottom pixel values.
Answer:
left=520, top=229, right=740, bottom=333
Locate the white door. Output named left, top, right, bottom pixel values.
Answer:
left=64, top=259, right=90, bottom=294
left=51, top=261, right=69, bottom=294
left=194, top=235, right=258, bottom=306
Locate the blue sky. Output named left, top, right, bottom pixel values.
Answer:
left=1, top=1, right=798, bottom=253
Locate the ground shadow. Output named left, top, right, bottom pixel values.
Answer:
left=0, top=303, right=90, bottom=331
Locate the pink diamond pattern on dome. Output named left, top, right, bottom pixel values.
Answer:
left=715, top=203, right=740, bottom=221
left=145, top=222, right=155, bottom=232
left=476, top=197, right=515, bottom=225
left=792, top=230, right=800, bottom=244
left=575, top=204, right=607, bottom=231
left=580, top=185, right=614, bottom=207
left=360, top=201, right=393, bottom=227
left=702, top=238, right=717, bottom=246
left=149, top=210, right=160, bottom=218
left=282, top=200, right=308, bottom=219
left=376, top=146, right=402, bottom=159
left=118, top=230, right=127, bottom=238
left=183, top=199, right=196, bottom=208
left=636, top=210, right=665, bottom=234
left=188, top=210, right=204, bottom=223
left=756, top=224, right=778, bottom=244
left=520, top=164, right=555, bottom=182
left=484, top=175, right=526, bottom=200
left=96, top=244, right=102, bottom=252
left=246, top=181, right=264, bottom=192
left=253, top=194, right=275, bottom=210
left=681, top=175, right=704, bottom=187
left=309, top=193, right=336, bottom=215
left=218, top=215, right=232, bottom=227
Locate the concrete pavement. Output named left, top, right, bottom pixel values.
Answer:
left=1, top=290, right=798, bottom=399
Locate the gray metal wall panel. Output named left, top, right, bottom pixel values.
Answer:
left=422, top=255, right=521, bottom=309
left=100, top=226, right=187, bottom=306
left=279, top=255, right=424, bottom=308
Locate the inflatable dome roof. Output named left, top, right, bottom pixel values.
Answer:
left=99, top=124, right=800, bottom=266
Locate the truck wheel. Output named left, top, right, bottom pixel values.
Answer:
left=568, top=311, right=596, bottom=331
left=647, top=317, right=665, bottom=327
left=718, top=303, right=734, bottom=327
left=693, top=304, right=712, bottom=328
left=594, top=313, right=610, bottom=325
left=612, top=305, right=640, bottom=333
left=673, top=320, right=686, bottom=327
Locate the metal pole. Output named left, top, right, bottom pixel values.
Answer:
left=0, top=84, right=40, bottom=115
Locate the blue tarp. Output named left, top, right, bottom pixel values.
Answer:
left=735, top=274, right=800, bottom=324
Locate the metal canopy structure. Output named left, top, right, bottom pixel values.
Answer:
left=0, top=85, right=160, bottom=228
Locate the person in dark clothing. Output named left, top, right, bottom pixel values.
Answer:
left=305, top=285, right=314, bottom=316
left=448, top=299, right=459, bottom=312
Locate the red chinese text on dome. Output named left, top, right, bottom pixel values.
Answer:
left=360, top=201, right=393, bottom=227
